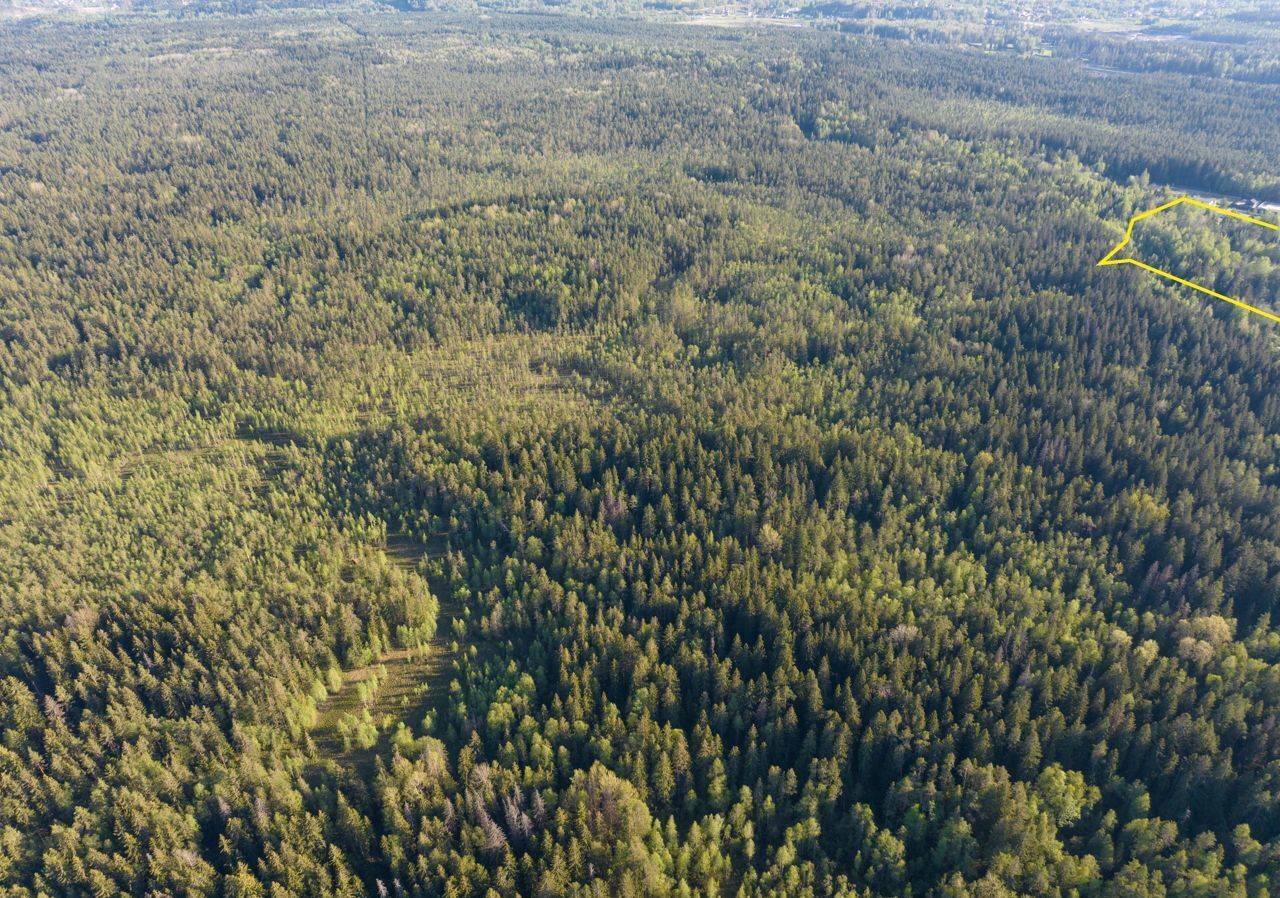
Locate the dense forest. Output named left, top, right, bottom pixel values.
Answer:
left=3, top=4, right=1280, bottom=897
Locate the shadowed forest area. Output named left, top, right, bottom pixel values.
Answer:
left=3, top=5, right=1280, bottom=897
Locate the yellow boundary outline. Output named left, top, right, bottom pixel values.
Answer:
left=1098, top=196, right=1280, bottom=324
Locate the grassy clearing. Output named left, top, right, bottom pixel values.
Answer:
left=309, top=532, right=464, bottom=774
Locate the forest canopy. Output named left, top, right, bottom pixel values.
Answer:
left=2, top=4, right=1280, bottom=898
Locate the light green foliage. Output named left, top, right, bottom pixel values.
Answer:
left=2, top=7, right=1280, bottom=898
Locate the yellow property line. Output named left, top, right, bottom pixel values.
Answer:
left=1098, top=196, right=1280, bottom=324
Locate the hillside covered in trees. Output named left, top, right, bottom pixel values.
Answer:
left=3, top=5, right=1280, bottom=897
